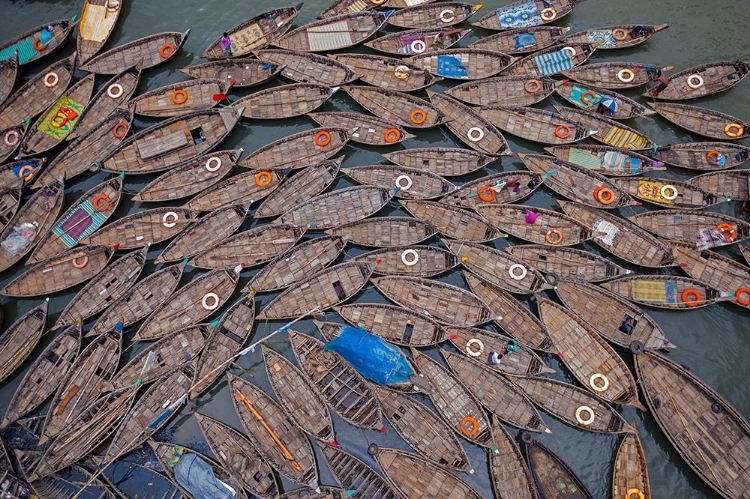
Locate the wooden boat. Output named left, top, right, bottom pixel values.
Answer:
left=562, top=61, right=654, bottom=89
left=235, top=83, right=334, bottom=120
left=155, top=204, right=247, bottom=263
left=560, top=24, right=668, bottom=49
left=555, top=105, right=655, bottom=150
left=229, top=374, right=319, bottom=488
left=503, top=43, right=596, bottom=78
left=343, top=85, right=448, bottom=129
left=652, top=142, right=750, bottom=171
left=102, top=460, right=182, bottom=499
left=383, top=147, right=494, bottom=176
left=202, top=5, right=302, bottom=58
left=472, top=0, right=581, bottom=30
left=537, top=296, right=644, bottom=409
left=263, top=346, right=336, bottom=443
left=650, top=102, right=750, bottom=140
left=29, top=175, right=123, bottom=263
left=256, top=261, right=373, bottom=319
left=480, top=105, right=597, bottom=144
left=448, top=75, right=559, bottom=108
left=365, top=28, right=471, bottom=55
left=0, top=322, right=80, bottom=429
left=520, top=153, right=635, bottom=209
left=408, top=49, right=517, bottom=80
left=0, top=123, right=27, bottom=164
left=687, top=170, right=750, bottom=201
left=629, top=209, right=750, bottom=248
left=601, top=274, right=730, bottom=310
left=441, top=350, right=548, bottom=432
left=329, top=52, right=441, bottom=92
left=81, top=206, right=197, bottom=250
left=31, top=106, right=134, bottom=188
left=131, top=79, right=230, bottom=118
left=475, top=204, right=594, bottom=246
left=612, top=176, right=722, bottom=209
left=191, top=223, right=305, bottom=270
left=411, top=348, right=493, bottom=447
left=288, top=329, right=384, bottom=431
left=255, top=158, right=341, bottom=218
left=0, top=53, right=19, bottom=107
left=256, top=49, right=359, bottom=86
left=31, top=465, right=113, bottom=499
left=337, top=302, right=446, bottom=347
left=2, top=244, right=115, bottom=297
left=0, top=53, right=76, bottom=130
left=133, top=266, right=241, bottom=341
left=525, top=438, right=594, bottom=499
left=0, top=186, right=20, bottom=231
left=346, top=165, right=453, bottom=199
left=309, top=112, right=416, bottom=146
left=18, top=73, right=96, bottom=157
left=181, top=58, right=284, bottom=88
left=463, top=271, right=554, bottom=351
left=554, top=81, right=655, bottom=119
left=191, top=294, right=254, bottom=398
left=545, top=144, right=666, bottom=176
left=0, top=18, right=76, bottom=66
left=401, top=199, right=502, bottom=242
left=489, top=416, right=538, bottom=499
left=635, top=350, right=750, bottom=498
left=134, top=149, right=243, bottom=202
left=372, top=275, right=493, bottom=326
left=77, top=0, right=122, bottom=64
left=0, top=157, right=46, bottom=190
left=79, top=30, right=190, bottom=73
left=353, top=245, right=460, bottom=277
left=469, top=26, right=569, bottom=54
left=275, top=11, right=390, bottom=52
left=325, top=216, right=438, bottom=247
left=613, top=429, right=651, bottom=499
left=40, top=328, right=121, bottom=444
left=387, top=2, right=481, bottom=29
left=276, top=185, right=393, bottom=230
left=55, top=246, right=148, bottom=327
left=184, top=168, right=283, bottom=213
left=428, top=91, right=513, bottom=155
left=505, top=244, right=631, bottom=282
left=643, top=60, right=750, bottom=100
left=240, top=126, right=350, bottom=170
left=558, top=200, right=675, bottom=267
left=0, top=299, right=47, bottom=384
left=102, top=107, right=242, bottom=174
left=317, top=441, right=400, bottom=498
left=318, top=0, right=381, bottom=18
left=372, top=447, right=483, bottom=499
left=511, top=375, right=633, bottom=434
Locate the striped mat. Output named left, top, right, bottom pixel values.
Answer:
left=602, top=126, right=649, bottom=150
left=567, top=148, right=602, bottom=170
left=534, top=49, right=574, bottom=76
left=52, top=200, right=107, bottom=248
left=307, top=21, right=353, bottom=51
left=632, top=280, right=674, bottom=303
left=346, top=0, right=369, bottom=13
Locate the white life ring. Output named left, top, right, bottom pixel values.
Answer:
left=202, top=292, right=220, bottom=310
left=162, top=211, right=179, bottom=228
left=466, top=338, right=484, bottom=357
left=540, top=7, right=556, bottom=20
left=660, top=184, right=678, bottom=200
left=107, top=83, right=124, bottom=99
left=395, top=175, right=413, bottom=190
left=467, top=127, right=484, bottom=142
left=43, top=72, right=59, bottom=88
left=562, top=46, right=577, bottom=57
left=107, top=0, right=121, bottom=11
left=575, top=405, right=595, bottom=426
left=589, top=373, right=610, bottom=392
left=508, top=264, right=527, bottom=281
left=617, top=69, right=635, bottom=83
left=439, top=9, right=455, bottom=23
left=205, top=156, right=222, bottom=172
left=687, top=74, right=704, bottom=89
left=3, top=130, right=20, bottom=147
left=401, top=249, right=419, bottom=266
left=410, top=40, right=426, bottom=54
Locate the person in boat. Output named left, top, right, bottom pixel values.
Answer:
left=220, top=33, right=232, bottom=58
left=647, top=65, right=669, bottom=95
left=433, top=29, right=463, bottom=49
left=488, top=339, right=518, bottom=365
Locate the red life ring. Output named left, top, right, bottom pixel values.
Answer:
left=681, top=289, right=701, bottom=307
left=460, top=416, right=479, bottom=436
left=478, top=186, right=496, bottom=202
left=159, top=44, right=176, bottom=59
left=736, top=288, right=750, bottom=306
left=554, top=125, right=572, bottom=139
left=93, top=194, right=112, bottom=212
left=314, top=131, right=331, bottom=147
left=112, top=122, right=128, bottom=138
left=33, top=37, right=49, bottom=52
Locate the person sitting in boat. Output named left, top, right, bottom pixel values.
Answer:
left=433, top=29, right=463, bottom=49
left=630, top=25, right=646, bottom=38
left=647, top=66, right=669, bottom=95
left=488, top=340, right=518, bottom=365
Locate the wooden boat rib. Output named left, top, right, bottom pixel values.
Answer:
left=441, top=170, right=545, bottom=210
left=650, top=102, right=750, bottom=140
left=537, top=296, right=644, bottom=409
left=383, top=147, right=494, bottom=176
left=365, top=27, right=470, bottom=55
left=246, top=234, right=345, bottom=293
left=401, top=199, right=501, bottom=242
left=635, top=351, right=750, bottom=498
left=0, top=186, right=21, bottom=232
left=256, top=49, right=359, bottom=86
left=32, top=464, right=114, bottom=499
left=229, top=374, right=319, bottom=488
left=555, top=105, right=655, bottom=150
left=195, top=414, right=279, bottom=498
left=80, top=30, right=190, bottom=73
left=558, top=200, right=676, bottom=267
left=0, top=123, right=27, bottom=164
left=325, top=216, right=437, bottom=247
left=81, top=206, right=196, bottom=250
left=505, top=244, right=631, bottom=282
left=0, top=18, right=76, bottom=66
left=0, top=158, right=46, bottom=190
left=475, top=204, right=594, bottom=246
left=555, top=81, right=655, bottom=119
left=134, top=266, right=241, bottom=341
left=643, top=60, right=750, bottom=100
left=346, top=165, right=453, bottom=199
left=408, top=49, right=517, bottom=80
left=329, top=53, right=441, bottom=92
left=343, top=85, right=448, bottom=129
left=202, top=5, right=302, bottom=58
left=601, top=274, right=730, bottom=310
left=255, top=158, right=341, bottom=218
left=562, top=61, right=654, bottom=89
left=387, top=2, right=481, bottom=29
left=317, top=441, right=401, bottom=498
left=525, top=438, right=594, bottom=499
left=503, top=43, right=596, bottom=78
left=87, top=261, right=185, bottom=338
left=613, top=429, right=651, bottom=499
left=479, top=105, right=597, bottom=144
left=309, top=112, right=416, bottom=146
left=469, top=25, right=569, bottom=54
left=489, top=415, right=538, bottom=499
left=288, top=329, right=384, bottom=431
left=0, top=299, right=48, bottom=384
left=545, top=144, right=666, bottom=176
left=612, top=176, right=722, bottom=209
left=236, top=83, right=334, bottom=120
left=0, top=53, right=19, bottom=107
left=472, top=0, right=580, bottom=30
left=184, top=168, right=283, bottom=213
left=77, top=0, right=121, bottom=64
left=131, top=78, right=230, bottom=118
left=181, top=58, right=284, bottom=88
left=654, top=142, right=750, bottom=171
left=687, top=170, right=750, bottom=201
left=257, top=261, right=373, bottom=319
left=628, top=209, right=750, bottom=248
left=353, top=245, right=460, bottom=277
left=240, top=126, right=350, bottom=170
left=561, top=24, right=668, bottom=49
left=275, top=11, right=390, bottom=52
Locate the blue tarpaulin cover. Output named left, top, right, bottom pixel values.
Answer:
left=174, top=452, right=236, bottom=499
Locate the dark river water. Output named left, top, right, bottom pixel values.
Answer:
left=0, top=0, right=748, bottom=497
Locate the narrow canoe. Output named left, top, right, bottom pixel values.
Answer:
left=372, top=275, right=494, bottom=326
left=236, top=83, right=334, bottom=120
left=309, top=112, right=415, bottom=146
left=82, top=207, right=195, bottom=251
left=510, top=375, right=633, bottom=434
left=0, top=300, right=48, bottom=384
left=0, top=53, right=19, bottom=107
left=489, top=416, right=538, bottom=499
left=181, top=58, right=284, bottom=88
left=0, top=186, right=20, bottom=232
left=190, top=223, right=305, bottom=270
left=446, top=74, right=561, bottom=106
left=337, top=302, right=446, bottom=347
left=537, top=296, right=645, bottom=409
left=439, top=171, right=544, bottom=208
left=239, top=126, right=350, bottom=170
left=643, top=60, right=750, bottom=100
left=505, top=244, right=631, bottom=282
left=319, top=0, right=381, bottom=18
left=0, top=124, right=27, bottom=164
left=562, top=61, right=654, bottom=90
left=387, top=2, right=482, bottom=29
left=469, top=26, right=569, bottom=54
left=365, top=28, right=471, bottom=55
left=194, top=413, right=279, bottom=497
left=613, top=429, right=651, bottom=499
left=77, top=0, right=121, bottom=64
left=479, top=105, right=597, bottom=144
left=525, top=438, right=594, bottom=499
left=401, top=199, right=502, bottom=242
left=256, top=261, right=373, bottom=319
left=472, top=0, right=581, bottom=30
left=503, top=43, right=597, bottom=78
left=130, top=78, right=230, bottom=118
left=628, top=209, right=750, bottom=248
left=317, top=441, right=401, bottom=498
left=133, top=266, right=241, bottom=341
left=343, top=85, right=448, bottom=129
left=558, top=200, right=676, bottom=267
left=353, top=245, right=460, bottom=277
left=184, top=168, right=283, bottom=212
left=325, top=216, right=438, bottom=247
left=0, top=18, right=76, bottom=66
left=554, top=81, right=655, bottom=119
left=560, top=24, right=668, bottom=49
left=329, top=53, right=441, bottom=92
left=612, top=177, right=722, bottom=209
left=407, top=49, right=517, bottom=80
left=601, top=274, right=730, bottom=310
left=0, top=158, right=46, bottom=190
left=191, top=294, right=254, bottom=398
left=54, top=246, right=148, bottom=327
left=687, top=170, right=750, bottom=201
left=134, top=149, right=244, bottom=202
left=79, top=30, right=190, bottom=73
left=555, top=105, right=655, bottom=150
left=102, top=107, right=242, bottom=174
left=442, top=349, right=549, bottom=433
left=635, top=351, right=750, bottom=498
left=382, top=147, right=494, bottom=176
left=652, top=142, right=750, bottom=171
left=229, top=374, right=320, bottom=488
left=346, top=165, right=453, bottom=198
left=475, top=203, right=595, bottom=246
left=202, top=5, right=302, bottom=58
left=545, top=144, right=666, bottom=176
left=650, top=102, right=750, bottom=140
left=256, top=49, right=359, bottom=86
left=275, top=11, right=390, bottom=52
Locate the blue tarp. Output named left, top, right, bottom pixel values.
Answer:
left=174, top=452, right=236, bottom=499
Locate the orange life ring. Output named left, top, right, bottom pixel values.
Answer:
left=384, top=128, right=401, bottom=143
left=554, top=125, right=572, bottom=139
left=171, top=89, right=188, bottom=105
left=159, top=44, right=176, bottom=59
left=72, top=252, right=89, bottom=269
left=33, top=37, right=49, bottom=52
left=314, top=131, right=331, bottom=147
left=112, top=122, right=128, bottom=138
left=612, top=28, right=628, bottom=41
left=460, top=416, right=479, bottom=437
left=410, top=110, right=427, bottom=124
left=18, top=165, right=35, bottom=181
left=545, top=229, right=563, bottom=245
left=255, top=171, right=273, bottom=187
left=478, top=186, right=496, bottom=202
left=626, top=488, right=645, bottom=499
left=736, top=288, right=750, bottom=306
left=681, top=289, right=701, bottom=307
left=705, top=150, right=721, bottom=164
left=716, top=223, right=736, bottom=242
left=724, top=123, right=744, bottom=138
left=93, top=194, right=112, bottom=212
left=524, top=78, right=541, bottom=93
left=580, top=91, right=597, bottom=105
left=594, top=187, right=615, bottom=205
